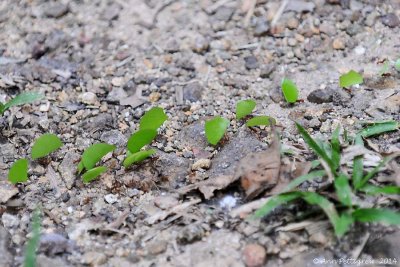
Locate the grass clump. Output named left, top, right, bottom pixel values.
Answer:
left=254, top=121, right=400, bottom=237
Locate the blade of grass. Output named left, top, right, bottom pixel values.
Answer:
left=282, top=170, right=326, bottom=192
left=360, top=184, right=400, bottom=195
left=357, top=157, right=392, bottom=189
left=24, top=208, right=41, bottom=267
left=334, top=174, right=352, bottom=207
left=296, top=123, right=336, bottom=175
left=358, top=121, right=399, bottom=138
left=335, top=212, right=354, bottom=237
left=352, top=135, right=364, bottom=189
left=353, top=208, right=400, bottom=225
left=253, top=192, right=303, bottom=218
left=4, top=92, right=44, bottom=110
left=331, top=126, right=341, bottom=169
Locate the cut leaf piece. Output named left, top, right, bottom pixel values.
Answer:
left=82, top=166, right=107, bottom=183
left=395, top=59, right=400, bottom=71
left=353, top=208, right=400, bottom=225
left=139, top=107, right=168, bottom=130
left=31, top=134, right=63, bottom=160
left=246, top=116, right=276, bottom=127
left=81, top=143, right=116, bottom=171
left=123, top=149, right=156, bottom=168
left=358, top=121, right=399, bottom=138
left=339, top=70, right=363, bottom=88
left=236, top=100, right=256, bottom=120
left=4, top=92, right=44, bottom=111
left=281, top=78, right=298, bottom=103
left=8, top=158, right=28, bottom=184
left=127, top=129, right=158, bottom=153
left=205, top=116, right=230, bottom=145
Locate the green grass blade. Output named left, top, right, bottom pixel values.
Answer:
left=331, top=126, right=341, bottom=169
left=281, top=78, right=298, bottom=103
left=31, top=134, right=63, bottom=160
left=339, top=70, right=363, bottom=88
left=360, top=184, right=400, bottom=195
left=4, top=92, right=44, bottom=111
left=0, top=102, right=5, bottom=115
left=335, top=212, right=354, bottom=237
left=8, top=158, right=28, bottom=184
left=127, top=129, right=157, bottom=154
left=82, top=166, right=107, bottom=183
left=139, top=107, right=168, bottom=130
left=357, top=157, right=391, bottom=189
left=123, top=149, right=156, bottom=168
left=296, top=123, right=336, bottom=174
left=395, top=59, right=400, bottom=71
left=283, top=170, right=326, bottom=192
left=24, top=208, right=41, bottom=267
left=300, top=192, right=344, bottom=237
left=358, top=121, right=399, bottom=138
left=81, top=143, right=116, bottom=171
left=236, top=100, right=256, bottom=120
left=353, top=208, right=400, bottom=225
left=352, top=135, right=364, bottom=189
left=334, top=174, right=352, bottom=207
left=245, top=116, right=276, bottom=127
left=253, top=192, right=303, bottom=218
left=205, top=116, right=230, bottom=145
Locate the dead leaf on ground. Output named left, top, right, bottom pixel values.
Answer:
left=237, top=131, right=281, bottom=200
left=177, top=175, right=235, bottom=199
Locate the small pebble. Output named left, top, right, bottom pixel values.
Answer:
left=242, top=244, right=266, bottom=267
left=381, top=13, right=400, bottom=28
left=192, top=158, right=211, bottom=170
left=332, top=38, right=345, bottom=50
left=104, top=194, right=118, bottom=204
left=244, top=56, right=259, bottom=70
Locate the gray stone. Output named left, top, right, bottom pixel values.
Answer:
left=254, top=19, right=269, bottom=37
left=307, top=89, right=335, bottom=104
left=154, top=150, right=190, bottom=185
left=177, top=224, right=205, bottom=244
left=260, top=64, right=275, bottom=79
left=244, top=56, right=259, bottom=70
left=365, top=231, right=400, bottom=259
left=44, top=3, right=69, bottom=18
left=39, top=233, right=75, bottom=256
left=183, top=82, right=203, bottom=102
left=0, top=181, right=19, bottom=204
left=1, top=213, right=19, bottom=229
left=59, top=152, right=80, bottom=189
left=0, top=144, right=16, bottom=163
left=381, top=13, right=400, bottom=28
left=100, top=130, right=127, bottom=147
left=107, top=87, right=128, bottom=103
left=214, top=6, right=235, bottom=22
left=0, top=226, right=13, bottom=267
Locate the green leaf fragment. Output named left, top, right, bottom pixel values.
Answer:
left=353, top=208, right=400, bottom=225
left=31, top=134, right=63, bottom=160
left=395, top=59, right=400, bottom=71
left=123, top=149, right=156, bottom=168
left=205, top=116, right=230, bottom=145
left=281, top=78, right=298, bottom=103
left=82, top=166, right=107, bottom=183
left=80, top=143, right=116, bottom=172
left=4, top=92, right=44, bottom=111
left=8, top=158, right=28, bottom=184
left=378, top=60, right=390, bottom=76
left=352, top=135, right=364, bottom=189
left=339, top=70, right=363, bottom=88
left=139, top=107, right=168, bottom=130
left=236, top=100, right=256, bottom=120
left=358, top=121, right=399, bottom=138
left=24, top=208, right=41, bottom=267
left=127, top=129, right=157, bottom=154
left=246, top=116, right=276, bottom=127
left=360, top=184, right=400, bottom=195
left=330, top=126, right=341, bottom=169
left=0, top=102, right=4, bottom=115
left=357, top=157, right=392, bottom=189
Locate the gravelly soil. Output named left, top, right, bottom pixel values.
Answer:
left=0, top=0, right=400, bottom=266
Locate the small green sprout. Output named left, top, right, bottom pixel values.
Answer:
left=281, top=78, right=298, bottom=103
left=78, top=143, right=116, bottom=174
left=339, top=70, right=363, bottom=88
left=123, top=149, right=156, bottom=168
left=8, top=158, right=28, bottom=184
left=31, top=134, right=63, bottom=160
left=24, top=208, right=41, bottom=267
left=82, top=166, right=108, bottom=183
left=246, top=116, right=276, bottom=127
left=205, top=116, right=230, bottom=145
left=0, top=92, right=44, bottom=115
left=139, top=107, right=168, bottom=130
left=236, top=100, right=256, bottom=120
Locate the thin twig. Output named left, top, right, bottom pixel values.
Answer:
left=271, top=0, right=288, bottom=27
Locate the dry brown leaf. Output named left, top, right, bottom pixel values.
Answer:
left=237, top=131, right=281, bottom=200
left=177, top=175, right=236, bottom=199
